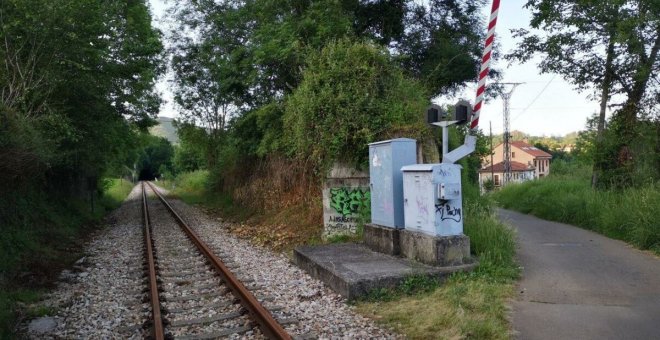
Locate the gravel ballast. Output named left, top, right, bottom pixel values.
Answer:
left=24, top=183, right=399, bottom=339
left=25, top=185, right=147, bottom=339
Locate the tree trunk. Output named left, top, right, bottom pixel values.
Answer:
left=612, top=28, right=660, bottom=187
left=656, top=119, right=660, bottom=180
left=592, top=34, right=615, bottom=189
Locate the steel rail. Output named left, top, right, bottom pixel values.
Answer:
left=141, top=182, right=166, bottom=340
left=146, top=182, right=291, bottom=340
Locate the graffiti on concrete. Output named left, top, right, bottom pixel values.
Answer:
left=330, top=187, right=371, bottom=216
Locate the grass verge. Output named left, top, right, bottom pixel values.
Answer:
left=355, top=185, right=519, bottom=339
left=162, top=170, right=257, bottom=221
left=0, top=178, right=134, bottom=338
left=356, top=275, right=513, bottom=339
left=492, top=175, right=660, bottom=254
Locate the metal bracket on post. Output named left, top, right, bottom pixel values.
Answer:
left=433, top=120, right=459, bottom=159
left=443, top=134, right=476, bottom=164
left=430, top=120, right=476, bottom=164
left=427, top=100, right=475, bottom=164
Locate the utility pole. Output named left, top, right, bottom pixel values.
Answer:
left=499, top=82, right=523, bottom=185
left=490, top=121, right=494, bottom=186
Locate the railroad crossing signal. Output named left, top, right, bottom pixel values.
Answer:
left=427, top=101, right=473, bottom=126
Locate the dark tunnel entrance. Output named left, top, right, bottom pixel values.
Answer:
left=137, top=136, right=175, bottom=181
left=138, top=168, right=157, bottom=181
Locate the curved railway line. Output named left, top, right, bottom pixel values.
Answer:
left=140, top=182, right=292, bottom=339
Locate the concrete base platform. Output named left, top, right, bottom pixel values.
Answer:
left=293, top=243, right=477, bottom=299
left=400, top=230, right=471, bottom=266
left=363, top=223, right=400, bottom=255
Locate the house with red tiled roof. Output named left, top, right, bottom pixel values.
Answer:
left=478, top=161, right=536, bottom=191
left=482, top=140, right=553, bottom=179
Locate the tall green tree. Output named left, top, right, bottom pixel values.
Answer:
left=1, top=0, right=163, bottom=189
left=398, top=0, right=491, bottom=96
left=508, top=0, right=660, bottom=188
left=169, top=0, right=493, bottom=171
left=171, top=0, right=491, bottom=104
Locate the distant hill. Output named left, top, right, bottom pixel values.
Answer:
left=489, top=130, right=578, bottom=152
left=149, top=116, right=179, bottom=145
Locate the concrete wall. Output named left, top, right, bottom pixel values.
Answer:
left=322, top=163, right=370, bottom=238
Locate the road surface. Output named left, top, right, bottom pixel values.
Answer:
left=498, top=209, right=660, bottom=340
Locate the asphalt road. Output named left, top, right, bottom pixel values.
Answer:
left=498, top=209, right=660, bottom=340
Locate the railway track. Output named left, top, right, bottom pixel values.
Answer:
left=140, top=182, right=293, bottom=339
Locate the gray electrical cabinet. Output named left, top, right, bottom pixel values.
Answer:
left=368, top=138, right=417, bottom=228
left=401, top=163, right=464, bottom=236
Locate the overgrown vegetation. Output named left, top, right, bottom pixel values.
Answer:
left=508, top=0, right=659, bottom=189
left=166, top=0, right=495, bottom=203
left=283, top=40, right=430, bottom=172
left=494, top=162, right=660, bottom=254
left=0, top=179, right=134, bottom=337
left=1, top=0, right=162, bottom=336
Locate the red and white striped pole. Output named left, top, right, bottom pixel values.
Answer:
left=470, top=0, right=500, bottom=132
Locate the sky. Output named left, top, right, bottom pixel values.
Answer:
left=148, top=0, right=606, bottom=137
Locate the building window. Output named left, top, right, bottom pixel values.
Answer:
left=494, top=175, right=500, bottom=186
left=512, top=152, right=516, bottom=158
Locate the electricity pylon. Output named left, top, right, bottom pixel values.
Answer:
left=499, top=83, right=523, bottom=185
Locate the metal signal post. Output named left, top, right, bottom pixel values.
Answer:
left=426, top=0, right=502, bottom=164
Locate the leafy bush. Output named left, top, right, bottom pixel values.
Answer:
left=173, top=144, right=205, bottom=174
left=283, top=40, right=430, bottom=173
left=172, top=170, right=209, bottom=194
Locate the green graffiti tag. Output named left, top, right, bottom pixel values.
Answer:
left=330, top=187, right=370, bottom=216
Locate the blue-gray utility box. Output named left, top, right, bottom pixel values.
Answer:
left=368, top=138, right=417, bottom=228
left=401, top=163, right=464, bottom=236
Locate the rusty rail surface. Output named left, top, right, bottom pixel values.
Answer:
left=146, top=181, right=291, bottom=340
left=141, top=182, right=166, bottom=340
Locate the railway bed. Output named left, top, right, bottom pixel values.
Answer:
left=23, top=183, right=396, bottom=339
left=139, top=182, right=295, bottom=339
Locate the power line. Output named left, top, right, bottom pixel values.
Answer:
left=512, top=74, right=556, bottom=122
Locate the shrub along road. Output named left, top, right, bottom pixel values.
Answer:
left=498, top=209, right=660, bottom=339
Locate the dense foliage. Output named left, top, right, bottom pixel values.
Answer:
left=168, top=0, right=494, bottom=190
left=508, top=0, right=659, bottom=188
left=137, top=135, right=175, bottom=180
left=1, top=0, right=163, bottom=191
left=283, top=40, right=430, bottom=171
left=1, top=1, right=162, bottom=335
